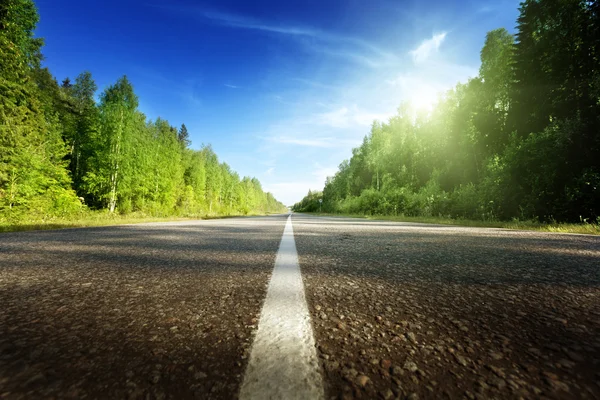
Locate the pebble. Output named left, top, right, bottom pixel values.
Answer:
left=194, top=372, right=207, bottom=380
left=325, top=361, right=340, bottom=371
left=381, top=388, right=394, bottom=399
left=477, top=380, right=489, bottom=390
left=356, top=375, right=370, bottom=387
left=405, top=332, right=417, bottom=343
left=150, top=372, right=160, bottom=384
left=454, top=354, right=468, bottom=367
left=527, top=347, right=541, bottom=356
left=487, top=365, right=505, bottom=378
left=344, top=368, right=358, bottom=378
left=490, top=377, right=506, bottom=390
left=403, top=360, right=418, bottom=373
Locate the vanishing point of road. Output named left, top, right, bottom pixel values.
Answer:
left=1, top=214, right=599, bottom=399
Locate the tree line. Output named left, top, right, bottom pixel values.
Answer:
left=1, top=0, right=286, bottom=221
left=294, top=0, right=600, bottom=223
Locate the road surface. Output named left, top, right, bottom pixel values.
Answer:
left=1, top=214, right=599, bottom=399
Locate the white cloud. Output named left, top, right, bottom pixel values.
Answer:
left=409, top=32, right=447, bottom=64
left=265, top=167, right=275, bottom=175
left=266, top=136, right=355, bottom=148
left=202, top=10, right=318, bottom=37
left=316, top=107, right=350, bottom=128
left=224, top=84, right=239, bottom=89
left=315, top=105, right=392, bottom=129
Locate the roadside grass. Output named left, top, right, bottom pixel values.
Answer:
left=303, top=212, right=600, bottom=235
left=0, top=210, right=275, bottom=233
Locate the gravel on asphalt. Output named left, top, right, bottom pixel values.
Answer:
left=0, top=216, right=287, bottom=400
left=293, top=214, right=600, bottom=400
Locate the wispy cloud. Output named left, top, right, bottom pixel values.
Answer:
left=150, top=4, right=396, bottom=67
left=224, top=84, right=239, bottom=89
left=304, top=43, right=391, bottom=68
left=312, top=162, right=338, bottom=183
left=292, top=78, right=341, bottom=91
left=409, top=32, right=447, bottom=64
left=201, top=9, right=390, bottom=54
left=267, top=136, right=344, bottom=148
left=205, top=10, right=397, bottom=66
left=202, top=10, right=318, bottom=37
left=266, top=167, right=275, bottom=175
left=315, top=105, right=392, bottom=129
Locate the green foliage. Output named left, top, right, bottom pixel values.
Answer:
left=292, top=190, right=323, bottom=212
left=0, top=1, right=286, bottom=226
left=296, top=0, right=600, bottom=224
left=0, top=0, right=81, bottom=221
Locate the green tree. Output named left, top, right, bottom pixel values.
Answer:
left=70, top=71, right=99, bottom=191
left=178, top=123, right=191, bottom=148
left=0, top=0, right=80, bottom=218
left=83, top=76, right=139, bottom=212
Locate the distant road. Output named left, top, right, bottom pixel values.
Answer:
left=1, top=214, right=599, bottom=399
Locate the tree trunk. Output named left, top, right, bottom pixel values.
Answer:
left=108, top=167, right=118, bottom=213
left=108, top=110, right=123, bottom=213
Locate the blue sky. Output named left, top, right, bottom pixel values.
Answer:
left=35, top=0, right=520, bottom=206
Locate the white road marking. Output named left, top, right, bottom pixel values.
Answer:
left=240, top=215, right=324, bottom=400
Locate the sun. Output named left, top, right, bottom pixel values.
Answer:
left=409, top=85, right=439, bottom=112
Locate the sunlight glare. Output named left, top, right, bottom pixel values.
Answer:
left=409, top=85, right=439, bottom=112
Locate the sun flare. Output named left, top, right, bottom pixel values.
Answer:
left=409, top=85, right=439, bottom=112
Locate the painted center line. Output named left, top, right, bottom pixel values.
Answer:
left=239, top=215, right=324, bottom=400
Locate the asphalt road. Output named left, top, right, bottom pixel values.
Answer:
left=1, top=214, right=599, bottom=399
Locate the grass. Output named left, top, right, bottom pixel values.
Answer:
left=304, top=212, right=600, bottom=235
left=0, top=210, right=276, bottom=233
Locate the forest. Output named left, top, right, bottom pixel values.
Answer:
left=294, top=0, right=600, bottom=224
left=0, top=0, right=286, bottom=225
